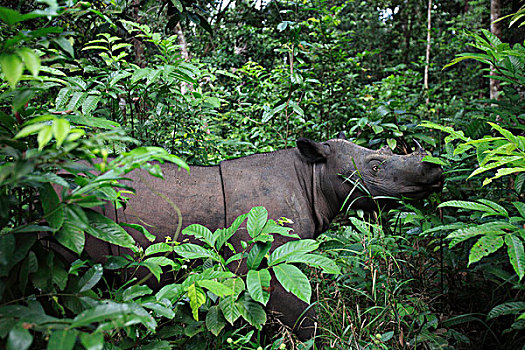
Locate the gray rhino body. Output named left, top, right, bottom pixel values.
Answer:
left=83, top=137, right=443, bottom=341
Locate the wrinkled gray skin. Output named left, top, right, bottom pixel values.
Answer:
left=83, top=135, right=443, bottom=341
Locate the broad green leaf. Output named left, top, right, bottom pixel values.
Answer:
left=0, top=53, right=23, bottom=88
left=144, top=242, right=172, bottom=256
left=53, top=37, right=75, bottom=58
left=246, top=269, right=271, bottom=305
left=39, top=183, right=64, bottom=230
left=82, top=95, right=101, bottom=115
left=71, top=302, right=131, bottom=327
left=197, top=280, right=233, bottom=297
left=52, top=118, right=70, bottom=147
left=513, top=202, right=525, bottom=219
left=79, top=332, right=103, bottom=350
left=141, top=261, right=162, bottom=282
left=85, top=210, right=135, bottom=248
left=286, top=253, right=341, bottom=274
left=206, top=305, right=226, bottom=336
left=78, top=264, right=103, bottom=292
left=120, top=223, right=156, bottom=243
left=7, top=324, right=32, bottom=350
left=268, top=239, right=319, bottom=266
left=273, top=263, right=311, bottom=304
left=488, top=301, right=525, bottom=319
left=219, top=295, right=240, bottom=325
left=187, top=283, right=206, bottom=321
left=37, top=125, right=53, bottom=150
left=247, top=206, right=268, bottom=238
left=182, top=224, right=215, bottom=247
left=47, top=330, right=76, bottom=350
left=170, top=0, right=184, bottom=12
left=142, top=302, right=175, bottom=319
left=260, top=219, right=297, bottom=238
left=122, top=285, right=152, bottom=301
left=14, top=122, right=45, bottom=138
left=223, top=278, right=245, bottom=299
left=17, top=48, right=40, bottom=77
left=155, top=283, right=184, bottom=301
left=143, top=256, right=176, bottom=267
left=438, top=200, right=501, bottom=215
left=505, top=234, right=525, bottom=280
left=237, top=294, right=266, bottom=330
left=55, top=221, right=85, bottom=255
left=215, top=213, right=248, bottom=250
left=468, top=235, right=504, bottom=265
left=173, top=243, right=221, bottom=262
left=246, top=241, right=272, bottom=270
left=447, top=222, right=513, bottom=248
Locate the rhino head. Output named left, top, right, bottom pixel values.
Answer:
left=296, top=134, right=444, bottom=214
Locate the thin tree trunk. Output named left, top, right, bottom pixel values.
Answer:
left=175, top=23, right=192, bottom=94
left=490, top=0, right=501, bottom=101
left=132, top=0, right=145, bottom=68
left=424, top=0, right=432, bottom=105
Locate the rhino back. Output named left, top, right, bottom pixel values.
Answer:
left=112, top=163, right=225, bottom=247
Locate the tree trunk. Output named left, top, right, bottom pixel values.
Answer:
left=490, top=0, right=502, bottom=101
left=175, top=23, right=192, bottom=94
left=424, top=0, right=432, bottom=105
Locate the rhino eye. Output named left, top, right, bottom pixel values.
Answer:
left=372, top=165, right=379, bottom=172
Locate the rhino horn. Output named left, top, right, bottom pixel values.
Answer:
left=413, top=139, right=427, bottom=155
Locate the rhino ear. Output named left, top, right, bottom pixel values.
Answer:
left=297, top=138, right=330, bottom=162
left=337, top=131, right=346, bottom=140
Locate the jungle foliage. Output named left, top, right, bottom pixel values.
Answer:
left=0, top=0, right=525, bottom=349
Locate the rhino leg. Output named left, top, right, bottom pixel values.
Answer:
left=267, top=281, right=318, bottom=342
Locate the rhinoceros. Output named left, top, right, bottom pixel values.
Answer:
left=79, top=134, right=443, bottom=341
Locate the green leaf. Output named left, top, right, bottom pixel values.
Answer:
left=7, top=324, right=32, bottom=350
left=223, top=278, right=245, bottom=299
left=37, top=125, right=53, bottom=150
left=0, top=53, right=24, bottom=88
left=219, top=295, right=240, bottom=325
left=247, top=206, right=268, bottom=238
left=286, top=253, right=340, bottom=274
left=513, top=202, right=525, bottom=219
left=173, top=243, right=221, bottom=262
left=215, top=213, right=248, bottom=250
left=71, top=301, right=130, bottom=327
left=505, top=234, right=525, bottom=280
left=273, top=263, right=311, bottom=304
left=52, top=118, right=70, bottom=147
left=142, top=302, right=175, bottom=319
left=206, top=305, right=226, bottom=336
left=182, top=224, right=215, bottom=247
left=267, top=239, right=319, bottom=266
left=78, top=264, right=103, bottom=292
left=79, top=332, right=103, bottom=350
left=170, top=0, right=184, bottom=12
left=246, top=269, right=271, bottom=305
left=16, top=48, right=40, bottom=77
left=14, top=122, right=45, bottom=138
left=488, top=302, right=525, bottom=319
left=260, top=219, right=297, bottom=238
left=55, top=221, right=85, bottom=255
left=187, top=283, right=206, bottom=321
left=246, top=242, right=272, bottom=270
left=39, top=183, right=64, bottom=231
left=122, top=285, right=152, bottom=301
left=446, top=222, right=513, bottom=248
left=85, top=210, right=135, bottom=248
left=81, top=95, right=101, bottom=115
left=144, top=242, right=172, bottom=256
left=53, top=37, right=75, bottom=58
left=120, top=223, right=156, bottom=243
left=237, top=294, right=266, bottom=330
left=47, top=330, right=76, bottom=350
left=468, top=235, right=504, bottom=265
left=197, top=280, right=233, bottom=297
left=438, top=200, right=503, bottom=216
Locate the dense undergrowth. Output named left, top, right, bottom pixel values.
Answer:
left=1, top=0, right=525, bottom=349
